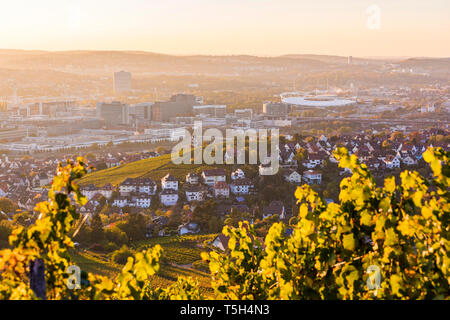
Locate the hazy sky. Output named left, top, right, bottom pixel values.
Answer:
left=0, top=0, right=449, bottom=57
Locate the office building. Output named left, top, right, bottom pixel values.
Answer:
left=263, top=102, right=290, bottom=117
left=235, top=108, right=253, bottom=119
left=151, top=94, right=197, bottom=122
left=114, top=71, right=132, bottom=93
left=96, top=101, right=129, bottom=125
left=129, top=102, right=153, bottom=121
left=193, top=105, right=227, bottom=117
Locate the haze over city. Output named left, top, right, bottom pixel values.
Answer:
left=1, top=0, right=449, bottom=57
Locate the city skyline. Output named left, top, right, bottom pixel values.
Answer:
left=0, top=0, right=449, bottom=57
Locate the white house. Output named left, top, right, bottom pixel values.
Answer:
left=212, top=234, right=229, bottom=252
left=98, top=183, right=114, bottom=199
left=185, top=184, right=207, bottom=202
left=33, top=172, right=51, bottom=188
left=0, top=182, right=8, bottom=197
left=214, top=181, right=230, bottom=198
left=136, top=178, right=157, bottom=195
left=384, top=155, right=401, bottom=169
left=105, top=158, right=121, bottom=168
left=186, top=172, right=200, bottom=185
left=161, top=174, right=178, bottom=191
left=231, top=169, right=245, bottom=181
left=401, top=154, right=417, bottom=166
left=263, top=201, right=286, bottom=220
left=202, top=169, right=226, bottom=186
left=160, top=189, right=179, bottom=206
left=120, top=177, right=157, bottom=196
left=112, top=196, right=128, bottom=208
left=132, top=195, right=152, bottom=208
left=119, top=178, right=137, bottom=196
left=229, top=178, right=253, bottom=195
left=303, top=170, right=322, bottom=185
left=178, top=222, right=200, bottom=236
left=82, top=184, right=99, bottom=201
left=303, top=154, right=324, bottom=169
left=282, top=170, right=302, bottom=184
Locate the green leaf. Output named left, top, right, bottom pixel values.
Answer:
left=343, top=233, right=356, bottom=251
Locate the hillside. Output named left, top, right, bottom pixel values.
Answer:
left=70, top=248, right=213, bottom=296
left=78, top=153, right=233, bottom=187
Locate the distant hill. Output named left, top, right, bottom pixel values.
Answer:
left=0, top=50, right=330, bottom=75
left=398, top=58, right=450, bottom=73
left=280, top=54, right=385, bottom=65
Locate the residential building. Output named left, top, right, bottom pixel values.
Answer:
left=186, top=172, right=200, bottom=185
left=214, top=181, right=230, bottom=198
left=282, top=169, right=302, bottom=184
left=230, top=178, right=253, bottom=195
left=119, top=177, right=157, bottom=196
left=0, top=182, right=7, bottom=197
left=132, top=195, right=152, bottom=208
left=32, top=172, right=51, bottom=188
left=160, top=189, right=179, bottom=206
left=231, top=168, right=245, bottom=180
left=178, top=222, right=200, bottom=236
left=303, top=154, right=325, bottom=169
left=263, top=201, right=286, bottom=219
left=202, top=169, right=226, bottom=186
left=185, top=184, right=207, bottom=202
left=303, top=170, right=322, bottom=185
left=161, top=174, right=178, bottom=191
left=98, top=183, right=114, bottom=199
left=82, top=184, right=98, bottom=200
left=383, top=155, right=401, bottom=169
left=112, top=196, right=128, bottom=208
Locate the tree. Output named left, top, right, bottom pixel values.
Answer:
left=85, top=152, right=97, bottom=162
left=155, top=146, right=166, bottom=155
left=105, top=226, right=128, bottom=246
left=117, top=212, right=148, bottom=242
left=111, top=245, right=135, bottom=265
left=167, top=209, right=182, bottom=229
left=0, top=220, right=13, bottom=246
left=191, top=200, right=217, bottom=232
left=202, top=147, right=449, bottom=300
left=294, top=147, right=308, bottom=163
left=90, top=213, right=105, bottom=244
left=0, top=198, right=18, bottom=213
left=0, top=148, right=448, bottom=300
left=224, top=208, right=252, bottom=228
left=382, top=140, right=391, bottom=149
left=12, top=211, right=32, bottom=226
left=390, top=131, right=404, bottom=141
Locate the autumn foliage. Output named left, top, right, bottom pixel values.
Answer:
left=0, top=147, right=448, bottom=300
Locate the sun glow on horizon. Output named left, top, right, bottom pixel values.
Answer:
left=0, top=0, right=449, bottom=57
